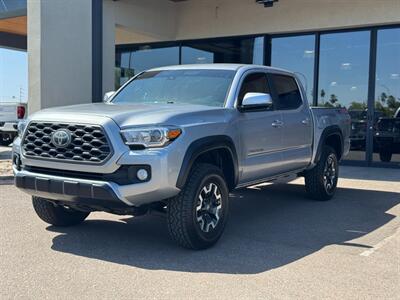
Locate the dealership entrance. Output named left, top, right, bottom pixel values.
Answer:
left=115, top=26, right=400, bottom=168
left=14, top=0, right=399, bottom=168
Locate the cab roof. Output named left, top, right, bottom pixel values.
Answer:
left=149, top=63, right=294, bottom=75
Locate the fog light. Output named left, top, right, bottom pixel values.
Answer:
left=137, top=169, right=149, bottom=181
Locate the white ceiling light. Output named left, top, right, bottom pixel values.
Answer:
left=256, top=0, right=279, bottom=7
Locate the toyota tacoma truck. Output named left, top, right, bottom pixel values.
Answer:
left=13, top=65, right=350, bottom=249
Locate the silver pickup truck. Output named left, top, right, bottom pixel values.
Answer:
left=13, top=64, right=350, bottom=249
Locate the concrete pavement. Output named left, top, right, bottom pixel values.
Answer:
left=0, top=166, right=399, bottom=299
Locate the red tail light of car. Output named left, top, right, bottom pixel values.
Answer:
left=17, top=105, right=26, bottom=119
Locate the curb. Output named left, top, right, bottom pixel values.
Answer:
left=0, top=175, right=14, bottom=181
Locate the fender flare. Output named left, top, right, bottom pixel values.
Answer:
left=315, top=125, right=344, bottom=163
left=176, top=135, right=239, bottom=189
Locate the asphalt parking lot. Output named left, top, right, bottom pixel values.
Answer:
left=0, top=161, right=399, bottom=299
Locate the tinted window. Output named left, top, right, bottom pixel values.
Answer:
left=182, top=36, right=264, bottom=65
left=238, top=73, right=270, bottom=104
left=270, top=74, right=302, bottom=110
left=318, top=31, right=370, bottom=110
left=318, top=31, right=370, bottom=162
left=271, top=35, right=315, bottom=104
left=112, top=69, right=235, bottom=107
left=115, top=45, right=179, bottom=88
left=373, top=28, right=400, bottom=164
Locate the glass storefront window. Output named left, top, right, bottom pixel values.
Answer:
left=115, top=45, right=179, bottom=89
left=271, top=35, right=315, bottom=104
left=373, top=28, right=400, bottom=165
left=0, top=0, right=26, bottom=14
left=0, top=48, right=27, bottom=103
left=318, top=31, right=371, bottom=162
left=115, top=26, right=400, bottom=168
left=181, top=36, right=264, bottom=65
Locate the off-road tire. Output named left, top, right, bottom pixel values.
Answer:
left=32, top=196, right=90, bottom=226
left=379, top=148, right=392, bottom=162
left=305, top=145, right=338, bottom=201
left=167, top=163, right=229, bottom=250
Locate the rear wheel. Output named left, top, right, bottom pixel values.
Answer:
left=167, top=163, right=229, bottom=250
left=32, top=196, right=90, bottom=226
left=305, top=146, right=338, bottom=201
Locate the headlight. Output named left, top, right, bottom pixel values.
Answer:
left=120, top=126, right=182, bottom=148
left=17, top=120, right=27, bottom=137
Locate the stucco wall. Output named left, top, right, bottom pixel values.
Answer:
left=114, top=0, right=177, bottom=42
left=113, top=0, right=400, bottom=44
left=175, top=0, right=400, bottom=40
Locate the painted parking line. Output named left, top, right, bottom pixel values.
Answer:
left=360, top=226, right=400, bottom=257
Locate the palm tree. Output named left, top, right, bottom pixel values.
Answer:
left=329, top=94, right=338, bottom=106
left=320, top=89, right=326, bottom=104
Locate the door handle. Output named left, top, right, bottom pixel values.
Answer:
left=272, top=120, right=284, bottom=128
left=301, top=118, right=310, bottom=125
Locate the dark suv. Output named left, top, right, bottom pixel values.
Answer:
left=375, top=108, right=400, bottom=162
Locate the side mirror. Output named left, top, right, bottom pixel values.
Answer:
left=103, top=91, right=115, bottom=102
left=240, top=92, right=273, bottom=111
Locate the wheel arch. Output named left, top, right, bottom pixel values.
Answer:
left=176, top=135, right=239, bottom=191
left=315, top=125, right=344, bottom=163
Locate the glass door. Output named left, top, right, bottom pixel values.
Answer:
left=318, top=31, right=371, bottom=163
left=373, top=28, right=400, bottom=166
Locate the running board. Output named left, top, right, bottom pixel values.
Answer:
left=235, top=168, right=306, bottom=189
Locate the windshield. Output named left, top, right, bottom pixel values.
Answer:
left=112, top=69, right=235, bottom=107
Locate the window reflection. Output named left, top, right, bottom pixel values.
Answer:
left=374, top=28, right=400, bottom=164
left=115, top=46, right=179, bottom=88
left=271, top=35, right=315, bottom=104
left=181, top=36, right=264, bottom=65
left=318, top=31, right=370, bottom=161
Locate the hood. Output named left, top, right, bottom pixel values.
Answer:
left=33, top=103, right=230, bottom=128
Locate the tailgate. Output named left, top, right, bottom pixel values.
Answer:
left=0, top=104, right=18, bottom=122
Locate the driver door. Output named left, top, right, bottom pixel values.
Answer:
left=237, top=71, right=285, bottom=184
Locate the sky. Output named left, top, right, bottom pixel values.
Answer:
left=0, top=47, right=28, bottom=103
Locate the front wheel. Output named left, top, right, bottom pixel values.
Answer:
left=167, top=163, right=229, bottom=250
left=32, top=197, right=90, bottom=226
left=305, top=146, right=339, bottom=201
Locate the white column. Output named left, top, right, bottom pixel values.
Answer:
left=27, top=0, right=93, bottom=114
left=102, top=0, right=116, bottom=94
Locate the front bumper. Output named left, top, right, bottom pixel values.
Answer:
left=14, top=167, right=129, bottom=211
left=0, top=122, right=18, bottom=133
left=13, top=164, right=180, bottom=209
left=12, top=116, right=186, bottom=209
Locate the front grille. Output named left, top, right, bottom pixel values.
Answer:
left=22, top=122, right=112, bottom=164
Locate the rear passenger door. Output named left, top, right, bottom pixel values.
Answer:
left=269, top=73, right=313, bottom=171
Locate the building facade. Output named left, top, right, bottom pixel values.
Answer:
left=1, top=0, right=400, bottom=167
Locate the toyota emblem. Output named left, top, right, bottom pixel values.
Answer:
left=51, top=129, right=71, bottom=148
